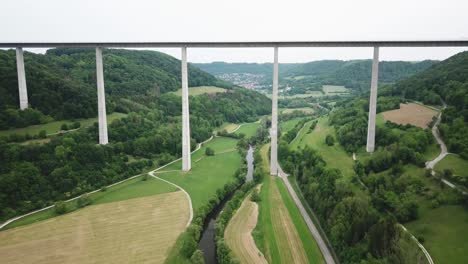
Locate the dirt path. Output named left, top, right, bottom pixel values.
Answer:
left=425, top=106, right=448, bottom=170
left=225, top=188, right=267, bottom=264
left=277, top=166, right=336, bottom=264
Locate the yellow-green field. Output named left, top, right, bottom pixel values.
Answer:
left=0, top=112, right=127, bottom=137
left=0, top=191, right=189, bottom=264
left=322, top=85, right=349, bottom=95
left=435, top=154, right=468, bottom=177
left=280, top=107, right=315, bottom=115
left=170, top=86, right=227, bottom=96
left=225, top=188, right=268, bottom=264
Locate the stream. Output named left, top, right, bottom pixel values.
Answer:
left=198, top=145, right=254, bottom=264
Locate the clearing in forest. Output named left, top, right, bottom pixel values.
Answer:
left=225, top=187, right=268, bottom=264
left=171, top=86, right=227, bottom=96
left=0, top=192, right=190, bottom=264
left=382, top=103, right=438, bottom=128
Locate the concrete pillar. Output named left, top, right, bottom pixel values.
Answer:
left=181, top=47, right=191, bottom=171
left=16, top=48, right=28, bottom=110
left=95, top=47, right=108, bottom=145
left=270, top=47, right=279, bottom=175
left=366, top=46, right=379, bottom=152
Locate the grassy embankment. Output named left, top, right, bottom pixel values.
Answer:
left=253, top=144, right=325, bottom=264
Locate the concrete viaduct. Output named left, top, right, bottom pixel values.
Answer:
left=2, top=41, right=468, bottom=175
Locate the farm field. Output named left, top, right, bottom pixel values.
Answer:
left=0, top=112, right=127, bottom=137
left=322, top=85, right=349, bottom=95
left=382, top=103, right=438, bottom=128
left=291, top=117, right=355, bottom=181
left=0, top=191, right=189, bottom=264
left=254, top=144, right=325, bottom=264
left=435, top=154, right=468, bottom=177
left=217, top=122, right=239, bottom=133
left=280, top=107, right=315, bottom=115
left=280, top=117, right=304, bottom=133
left=225, top=188, right=268, bottom=264
left=170, top=86, right=227, bottom=96
left=3, top=175, right=177, bottom=230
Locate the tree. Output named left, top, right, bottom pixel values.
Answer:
left=250, top=189, right=261, bottom=202
left=61, top=123, right=68, bottom=130
left=38, top=130, right=47, bottom=138
left=181, top=236, right=197, bottom=258
left=325, top=134, right=335, bottom=146
left=190, top=250, right=205, bottom=264
left=205, top=147, right=215, bottom=156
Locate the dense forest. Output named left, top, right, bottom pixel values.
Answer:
left=0, top=48, right=232, bottom=128
left=0, top=48, right=271, bottom=221
left=388, top=51, right=468, bottom=158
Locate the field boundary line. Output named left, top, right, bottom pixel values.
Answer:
left=0, top=135, right=214, bottom=230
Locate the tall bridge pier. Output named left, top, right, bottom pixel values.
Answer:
left=6, top=41, right=468, bottom=173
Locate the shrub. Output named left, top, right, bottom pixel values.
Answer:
left=101, top=186, right=107, bottom=192
left=54, top=201, right=67, bottom=215
left=251, top=189, right=261, bottom=202
left=71, top=121, right=81, bottom=129
left=61, top=123, right=68, bottom=131
left=325, top=134, right=335, bottom=146
left=142, top=174, right=149, bottom=181
left=38, top=130, right=47, bottom=138
left=77, top=194, right=92, bottom=208
left=190, top=249, right=205, bottom=264
left=181, top=236, right=198, bottom=258
left=205, top=147, right=215, bottom=156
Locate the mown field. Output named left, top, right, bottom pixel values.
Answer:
left=382, top=103, right=438, bottom=128
left=0, top=112, right=127, bottom=137
left=170, top=86, right=227, bottom=96
left=280, top=107, right=315, bottom=115
left=280, top=117, right=304, bottom=133
left=234, top=122, right=260, bottom=138
left=0, top=191, right=189, bottom=264
left=435, top=154, right=468, bottom=177
left=322, top=85, right=349, bottom=95
left=225, top=188, right=268, bottom=264
left=254, top=144, right=325, bottom=264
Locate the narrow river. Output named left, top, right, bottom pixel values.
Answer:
left=198, top=145, right=254, bottom=264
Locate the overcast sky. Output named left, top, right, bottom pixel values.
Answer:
left=2, top=0, right=468, bottom=62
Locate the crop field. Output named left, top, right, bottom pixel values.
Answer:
left=255, top=144, right=324, bottom=264
left=291, top=117, right=354, bottom=181
left=225, top=189, right=268, bottom=264
left=322, top=85, right=349, bottom=95
left=171, top=86, right=227, bottom=96
left=0, top=112, right=127, bottom=137
left=382, top=103, right=438, bottom=128
left=0, top=191, right=190, bottom=264
left=280, top=107, right=315, bottom=115
left=156, top=136, right=242, bottom=211
left=3, top=176, right=177, bottom=230
left=435, top=154, right=468, bottom=177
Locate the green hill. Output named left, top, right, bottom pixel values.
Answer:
left=0, top=48, right=232, bottom=128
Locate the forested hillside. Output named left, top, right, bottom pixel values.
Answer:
left=390, top=51, right=468, bottom=158
left=0, top=48, right=232, bottom=128
left=0, top=49, right=271, bottom=221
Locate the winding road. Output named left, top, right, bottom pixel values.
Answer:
left=425, top=103, right=448, bottom=170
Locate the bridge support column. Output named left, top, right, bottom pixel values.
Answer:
left=96, top=47, right=108, bottom=145
left=270, top=47, right=279, bottom=175
left=366, top=46, right=379, bottom=152
left=16, top=47, right=28, bottom=110
left=181, top=47, right=191, bottom=171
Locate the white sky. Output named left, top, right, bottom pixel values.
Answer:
left=1, top=0, right=468, bottom=62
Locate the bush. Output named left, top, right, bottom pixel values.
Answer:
left=54, top=201, right=67, bottom=215
left=61, top=123, right=68, bottom=131
left=181, top=236, right=198, bottom=258
left=325, top=134, right=335, bottom=146
left=190, top=249, right=205, bottom=264
left=71, top=121, right=81, bottom=129
left=142, top=174, right=149, bottom=181
left=251, top=189, right=261, bottom=202
left=77, top=194, right=92, bottom=208
left=101, top=186, right=107, bottom=192
left=443, top=169, right=453, bottom=178
left=205, top=147, right=215, bottom=156
left=38, top=130, right=47, bottom=138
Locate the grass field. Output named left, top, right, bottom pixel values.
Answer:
left=291, top=117, right=355, bottom=181
left=280, top=107, right=315, bottom=115
left=234, top=122, right=260, bottom=138
left=435, top=154, right=468, bottom=177
left=170, top=86, right=227, bottom=96
left=225, top=188, right=268, bottom=264
left=322, top=85, right=349, bottom=95
left=254, top=144, right=325, bottom=264
left=0, top=112, right=127, bottom=137
left=217, top=122, right=239, bottom=133
left=0, top=191, right=189, bottom=264
left=156, top=136, right=242, bottom=211
left=280, top=117, right=304, bottom=133
left=382, top=103, right=438, bottom=128
left=3, top=175, right=177, bottom=230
